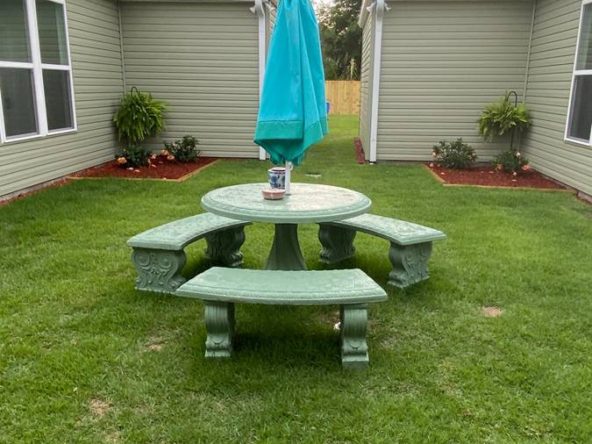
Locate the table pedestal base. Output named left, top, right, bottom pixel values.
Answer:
left=266, top=224, right=307, bottom=270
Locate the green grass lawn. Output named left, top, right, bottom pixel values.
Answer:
left=1, top=116, right=591, bottom=443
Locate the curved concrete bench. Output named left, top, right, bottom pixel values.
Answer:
left=318, top=214, right=446, bottom=288
left=127, top=213, right=250, bottom=294
left=176, top=267, right=387, bottom=369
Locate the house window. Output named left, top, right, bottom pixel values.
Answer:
left=0, top=0, right=75, bottom=143
left=566, top=1, right=592, bottom=145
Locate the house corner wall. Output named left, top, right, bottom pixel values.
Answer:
left=522, top=0, right=592, bottom=196
left=375, top=0, right=533, bottom=162
left=119, top=1, right=261, bottom=159
left=0, top=0, right=124, bottom=199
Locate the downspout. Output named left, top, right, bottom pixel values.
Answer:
left=523, top=0, right=537, bottom=102
left=369, top=0, right=387, bottom=163
left=118, top=1, right=127, bottom=93
left=251, top=0, right=267, bottom=160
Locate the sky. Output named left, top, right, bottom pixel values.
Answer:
left=312, top=0, right=335, bottom=12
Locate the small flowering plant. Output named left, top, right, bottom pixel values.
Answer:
left=163, top=135, right=200, bottom=163
left=494, top=149, right=529, bottom=174
left=115, top=145, right=151, bottom=168
left=115, top=135, right=200, bottom=169
left=114, top=147, right=178, bottom=169
left=160, top=149, right=176, bottom=162
left=432, top=138, right=477, bottom=169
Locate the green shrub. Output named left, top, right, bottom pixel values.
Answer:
left=432, top=138, right=477, bottom=169
left=113, top=87, right=166, bottom=146
left=116, top=146, right=151, bottom=168
left=494, top=149, right=529, bottom=174
left=164, top=136, right=200, bottom=163
left=478, top=92, right=531, bottom=143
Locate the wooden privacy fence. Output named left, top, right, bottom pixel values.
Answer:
left=325, top=80, right=360, bottom=115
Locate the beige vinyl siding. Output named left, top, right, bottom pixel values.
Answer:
left=376, top=0, right=533, bottom=161
left=120, top=2, right=260, bottom=158
left=359, top=11, right=374, bottom=156
left=522, top=0, right=592, bottom=196
left=0, top=0, right=123, bottom=199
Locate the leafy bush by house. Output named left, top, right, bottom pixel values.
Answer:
left=164, top=136, right=200, bottom=163
left=113, top=87, right=166, bottom=146
left=432, top=139, right=477, bottom=169
left=116, top=146, right=151, bottom=168
left=494, top=149, right=529, bottom=175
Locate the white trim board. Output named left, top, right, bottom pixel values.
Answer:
left=251, top=0, right=268, bottom=160
left=368, top=0, right=388, bottom=163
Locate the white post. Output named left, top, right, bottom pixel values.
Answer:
left=251, top=0, right=268, bottom=160
left=285, top=161, right=292, bottom=195
left=369, top=0, right=387, bottom=163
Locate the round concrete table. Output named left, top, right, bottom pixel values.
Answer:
left=201, top=183, right=372, bottom=270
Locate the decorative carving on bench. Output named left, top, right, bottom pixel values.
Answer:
left=204, top=301, right=235, bottom=358
left=127, top=213, right=250, bottom=294
left=340, top=304, right=369, bottom=370
left=131, top=248, right=187, bottom=294
left=318, top=214, right=446, bottom=288
left=318, top=224, right=357, bottom=264
left=388, top=242, right=433, bottom=288
left=205, top=226, right=246, bottom=267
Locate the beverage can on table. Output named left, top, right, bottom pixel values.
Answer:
left=268, top=167, right=286, bottom=189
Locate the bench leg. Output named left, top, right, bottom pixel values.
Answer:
left=340, top=304, right=369, bottom=370
left=131, top=248, right=186, bottom=294
left=318, top=224, right=357, bottom=264
left=204, top=226, right=246, bottom=267
left=388, top=242, right=433, bottom=288
left=204, top=302, right=235, bottom=358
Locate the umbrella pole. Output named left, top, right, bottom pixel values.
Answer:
left=285, top=161, right=292, bottom=195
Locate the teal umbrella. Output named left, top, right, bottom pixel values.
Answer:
left=254, top=0, right=328, bottom=193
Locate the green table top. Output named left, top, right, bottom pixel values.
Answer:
left=201, top=183, right=372, bottom=224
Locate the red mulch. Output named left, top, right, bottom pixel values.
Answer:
left=427, top=163, right=565, bottom=189
left=71, top=156, right=217, bottom=180
left=353, top=137, right=366, bottom=164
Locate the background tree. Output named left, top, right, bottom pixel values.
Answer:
left=317, top=0, right=363, bottom=80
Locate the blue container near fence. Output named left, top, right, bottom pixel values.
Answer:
left=326, top=102, right=331, bottom=114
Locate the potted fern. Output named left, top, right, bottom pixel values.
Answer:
left=478, top=91, right=532, bottom=174
left=113, top=87, right=167, bottom=168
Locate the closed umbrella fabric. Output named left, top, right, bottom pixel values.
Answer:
left=254, top=0, right=328, bottom=166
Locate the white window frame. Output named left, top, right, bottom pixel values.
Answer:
left=565, top=0, right=592, bottom=147
left=0, top=0, right=77, bottom=144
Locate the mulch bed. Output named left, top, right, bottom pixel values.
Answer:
left=353, top=137, right=366, bottom=164
left=1, top=155, right=217, bottom=206
left=427, top=163, right=566, bottom=190
left=71, top=156, right=217, bottom=180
